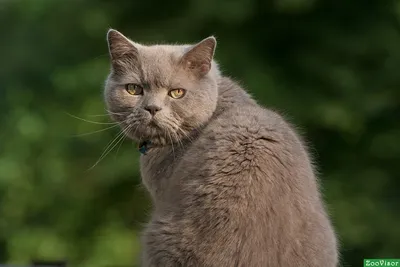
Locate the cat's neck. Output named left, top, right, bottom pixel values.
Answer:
left=214, top=76, right=256, bottom=116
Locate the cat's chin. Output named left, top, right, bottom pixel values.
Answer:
left=131, top=135, right=169, bottom=146
left=122, top=117, right=186, bottom=147
left=125, top=126, right=172, bottom=146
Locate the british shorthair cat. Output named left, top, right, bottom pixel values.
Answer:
left=104, top=29, right=338, bottom=267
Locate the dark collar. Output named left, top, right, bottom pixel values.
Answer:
left=138, top=141, right=152, bottom=155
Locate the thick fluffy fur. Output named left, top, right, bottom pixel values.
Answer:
left=104, top=29, right=338, bottom=267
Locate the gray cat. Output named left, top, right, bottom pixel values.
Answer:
left=104, top=29, right=338, bottom=267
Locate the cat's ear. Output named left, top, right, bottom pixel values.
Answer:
left=107, top=29, right=139, bottom=70
left=181, top=36, right=216, bottom=76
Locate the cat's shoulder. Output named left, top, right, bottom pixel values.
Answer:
left=196, top=104, right=293, bottom=156
left=216, top=77, right=289, bottom=135
left=211, top=104, right=288, bottom=137
left=195, top=76, right=297, bottom=151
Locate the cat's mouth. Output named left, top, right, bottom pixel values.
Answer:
left=122, top=119, right=172, bottom=146
left=116, top=111, right=185, bottom=146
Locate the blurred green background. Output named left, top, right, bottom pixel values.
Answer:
left=0, top=0, right=399, bottom=266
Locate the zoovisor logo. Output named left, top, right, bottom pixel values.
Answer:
left=364, top=259, right=400, bottom=266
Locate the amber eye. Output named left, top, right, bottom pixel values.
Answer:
left=168, top=89, right=186, bottom=99
left=125, top=84, right=143, bottom=95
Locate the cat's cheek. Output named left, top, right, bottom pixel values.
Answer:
left=116, top=89, right=142, bottom=107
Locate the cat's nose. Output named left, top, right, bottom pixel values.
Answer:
left=144, top=105, right=162, bottom=116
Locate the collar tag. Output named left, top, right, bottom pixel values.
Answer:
left=138, top=141, right=151, bottom=155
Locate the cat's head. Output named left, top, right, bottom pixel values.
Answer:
left=104, top=29, right=220, bottom=145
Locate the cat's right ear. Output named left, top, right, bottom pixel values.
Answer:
left=181, top=36, right=217, bottom=77
left=107, top=29, right=139, bottom=70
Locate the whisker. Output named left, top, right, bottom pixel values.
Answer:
left=114, top=130, right=128, bottom=159
left=178, top=127, right=195, bottom=144
left=114, top=123, right=139, bottom=159
left=163, top=127, right=168, bottom=146
left=88, top=126, right=130, bottom=170
left=131, top=123, right=142, bottom=145
left=167, top=130, right=175, bottom=161
left=174, top=131, right=184, bottom=150
left=163, top=119, right=194, bottom=148
left=96, top=127, right=130, bottom=167
left=90, top=131, right=125, bottom=169
left=105, top=108, right=129, bottom=116
left=71, top=124, right=119, bottom=137
left=65, top=112, right=118, bottom=125
left=86, top=114, right=120, bottom=117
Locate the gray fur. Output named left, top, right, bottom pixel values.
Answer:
left=104, top=29, right=338, bottom=267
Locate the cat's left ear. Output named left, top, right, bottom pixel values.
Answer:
left=181, top=36, right=216, bottom=76
left=107, top=29, right=140, bottom=72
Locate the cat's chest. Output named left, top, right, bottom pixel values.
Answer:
left=140, top=147, right=178, bottom=175
left=139, top=147, right=183, bottom=201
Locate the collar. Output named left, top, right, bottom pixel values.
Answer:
left=138, top=140, right=152, bottom=155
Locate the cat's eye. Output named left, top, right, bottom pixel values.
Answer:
left=125, top=83, right=143, bottom=95
left=168, top=89, right=186, bottom=99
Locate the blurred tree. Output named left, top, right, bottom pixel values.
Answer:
left=0, top=0, right=398, bottom=266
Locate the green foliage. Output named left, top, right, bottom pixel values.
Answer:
left=0, top=0, right=399, bottom=266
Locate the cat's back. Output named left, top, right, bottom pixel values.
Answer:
left=207, top=76, right=295, bottom=141
left=185, top=76, right=315, bottom=192
left=190, top=76, right=307, bottom=175
left=173, top=77, right=338, bottom=266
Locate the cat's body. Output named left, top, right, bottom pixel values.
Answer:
left=104, top=30, right=338, bottom=267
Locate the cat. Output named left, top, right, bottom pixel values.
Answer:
left=104, top=29, right=339, bottom=267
